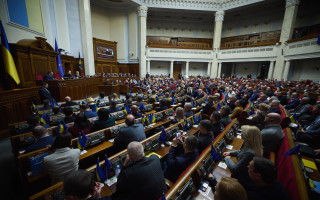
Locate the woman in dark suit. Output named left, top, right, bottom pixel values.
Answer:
left=91, top=108, right=115, bottom=132
left=223, top=125, right=262, bottom=182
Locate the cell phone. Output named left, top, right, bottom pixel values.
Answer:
left=199, top=181, right=209, bottom=192
left=177, top=132, right=181, bottom=140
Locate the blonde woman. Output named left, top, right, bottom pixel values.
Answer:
left=213, top=176, right=247, bottom=200
left=171, top=107, right=185, bottom=124
left=113, top=93, right=119, bottom=101
left=223, top=125, right=262, bottom=181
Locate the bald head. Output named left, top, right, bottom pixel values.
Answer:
left=265, top=113, right=281, bottom=125
left=125, top=114, right=135, bottom=126
left=131, top=105, right=139, bottom=114
left=127, top=141, right=145, bottom=162
left=65, top=96, right=71, bottom=102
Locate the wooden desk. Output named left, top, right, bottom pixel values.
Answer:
left=99, top=85, right=120, bottom=97
left=36, top=77, right=102, bottom=101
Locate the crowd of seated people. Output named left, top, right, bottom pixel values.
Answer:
left=15, top=75, right=320, bottom=200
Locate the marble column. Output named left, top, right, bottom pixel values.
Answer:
left=274, top=0, right=300, bottom=80
left=170, top=60, right=174, bottom=78
left=231, top=63, right=236, bottom=76
left=217, top=62, right=222, bottom=78
left=147, top=60, right=151, bottom=74
left=207, top=62, right=211, bottom=76
left=186, top=61, right=189, bottom=77
left=211, top=11, right=224, bottom=78
left=283, top=60, right=291, bottom=80
left=267, top=61, right=275, bottom=79
left=138, top=6, right=148, bottom=78
left=79, top=0, right=95, bottom=75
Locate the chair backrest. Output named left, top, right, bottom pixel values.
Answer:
left=55, top=73, right=61, bottom=80
left=81, top=72, right=85, bottom=77
left=36, top=74, right=43, bottom=80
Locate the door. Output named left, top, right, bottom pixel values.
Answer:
left=173, top=64, right=182, bottom=80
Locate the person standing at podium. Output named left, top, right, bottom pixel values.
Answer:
left=39, top=82, right=53, bottom=102
left=64, top=70, right=73, bottom=79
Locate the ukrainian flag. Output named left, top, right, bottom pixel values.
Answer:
left=78, top=132, right=88, bottom=150
left=248, top=103, right=255, bottom=115
left=0, top=21, right=20, bottom=85
left=152, top=114, right=156, bottom=123
left=96, top=158, right=106, bottom=182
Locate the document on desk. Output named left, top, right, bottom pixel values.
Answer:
left=218, top=161, right=227, bottom=169
left=226, top=145, right=233, bottom=150
left=302, top=158, right=318, bottom=170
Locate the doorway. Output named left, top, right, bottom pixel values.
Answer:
left=173, top=63, right=182, bottom=80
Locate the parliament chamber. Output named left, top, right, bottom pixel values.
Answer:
left=1, top=0, right=320, bottom=200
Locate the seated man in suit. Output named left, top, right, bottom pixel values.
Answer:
left=196, top=120, right=214, bottom=153
left=229, top=100, right=243, bottom=119
left=81, top=105, right=98, bottom=118
left=165, top=134, right=199, bottom=183
left=135, top=96, right=146, bottom=107
left=284, top=92, right=300, bottom=110
left=63, top=70, right=73, bottom=79
left=256, top=94, right=269, bottom=107
left=210, top=111, right=225, bottom=138
left=108, top=101, right=120, bottom=114
left=63, top=106, right=75, bottom=124
left=220, top=105, right=232, bottom=127
left=113, top=142, right=167, bottom=200
left=61, top=96, right=78, bottom=107
left=268, top=100, right=281, bottom=115
left=16, top=114, right=50, bottom=135
left=292, top=97, right=311, bottom=118
left=276, top=91, right=288, bottom=105
left=227, top=95, right=237, bottom=111
left=241, top=157, right=290, bottom=200
left=297, top=105, right=320, bottom=144
left=201, top=95, right=214, bottom=115
left=25, top=125, right=55, bottom=153
left=52, top=106, right=61, bottom=116
left=156, top=99, right=168, bottom=112
left=114, top=114, right=146, bottom=152
left=64, top=170, right=105, bottom=200
left=261, top=113, right=284, bottom=153
left=195, top=89, right=204, bottom=100
left=40, top=99, right=52, bottom=110
left=39, top=82, right=53, bottom=102
left=91, top=108, right=115, bottom=132
left=184, top=103, right=194, bottom=118
left=240, top=94, right=249, bottom=109
left=43, top=70, right=55, bottom=80
left=130, top=105, right=142, bottom=119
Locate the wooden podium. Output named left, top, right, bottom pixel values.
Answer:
left=36, top=77, right=102, bottom=101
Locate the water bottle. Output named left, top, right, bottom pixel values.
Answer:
left=115, top=165, right=121, bottom=177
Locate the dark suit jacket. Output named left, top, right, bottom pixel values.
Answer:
left=43, top=74, right=54, bottom=80
left=156, top=106, right=168, bottom=112
left=114, top=124, right=146, bottom=151
left=113, top=155, right=167, bottom=200
left=197, top=131, right=214, bottom=153
left=63, top=73, right=73, bottom=79
left=285, top=98, right=300, bottom=110
left=39, top=87, right=53, bottom=102
left=108, top=107, right=120, bottom=114
left=61, top=101, right=78, bottom=107
left=225, top=148, right=255, bottom=181
left=132, top=112, right=142, bottom=119
left=212, top=122, right=224, bottom=138
left=64, top=116, right=75, bottom=124
left=25, top=136, right=56, bottom=153
left=91, top=117, right=115, bottom=132
left=269, top=108, right=281, bottom=115
left=165, top=145, right=199, bottom=182
left=202, top=102, right=213, bottom=115
left=84, top=110, right=98, bottom=118
left=278, top=95, right=288, bottom=105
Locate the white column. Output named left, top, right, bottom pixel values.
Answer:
left=79, top=0, right=95, bottom=75
left=211, top=11, right=224, bottom=78
left=207, top=62, right=211, bottom=76
left=170, top=60, right=174, bottom=78
left=231, top=63, right=236, bottom=76
left=268, top=61, right=275, bottom=79
left=217, top=62, right=222, bottom=78
left=54, top=0, right=71, bottom=52
left=283, top=60, right=291, bottom=80
left=138, top=6, right=148, bottom=78
left=147, top=60, right=151, bottom=74
left=257, top=63, right=262, bottom=78
left=274, top=0, right=300, bottom=80
left=186, top=61, right=189, bottom=77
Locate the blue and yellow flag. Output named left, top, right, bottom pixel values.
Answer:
left=141, top=115, right=146, bottom=126
left=96, top=158, right=106, bottom=182
left=290, top=113, right=297, bottom=123
left=146, top=114, right=151, bottom=125
left=139, top=103, right=145, bottom=111
left=104, top=156, right=112, bottom=178
left=124, top=105, right=131, bottom=115
left=192, top=114, right=196, bottom=124
left=248, top=103, right=255, bottom=115
left=152, top=114, right=156, bottom=123
left=211, top=144, right=220, bottom=161
left=40, top=114, right=49, bottom=125
left=55, top=39, right=64, bottom=77
left=57, top=121, right=67, bottom=134
left=216, top=103, right=221, bottom=110
left=78, top=52, right=83, bottom=71
left=171, top=97, right=175, bottom=105
left=159, top=128, right=168, bottom=142
left=92, top=104, right=99, bottom=112
left=0, top=21, right=20, bottom=85
left=78, top=132, right=87, bottom=150
left=155, top=96, right=159, bottom=102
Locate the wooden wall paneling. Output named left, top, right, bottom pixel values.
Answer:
left=20, top=53, right=34, bottom=85
left=33, top=54, right=50, bottom=76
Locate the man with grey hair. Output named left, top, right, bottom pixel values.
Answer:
left=113, top=141, right=167, bottom=200
left=269, top=100, right=281, bottom=114
left=228, top=94, right=237, bottom=110
left=269, top=96, right=278, bottom=104
left=184, top=103, right=193, bottom=118
left=61, top=96, right=78, bottom=107
left=25, top=125, right=56, bottom=153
